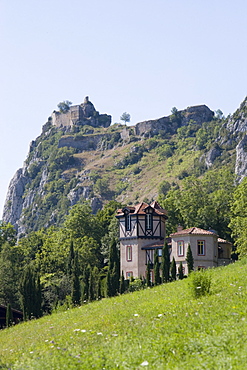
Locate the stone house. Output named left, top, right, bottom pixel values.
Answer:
left=170, top=227, right=232, bottom=276
left=116, top=203, right=232, bottom=279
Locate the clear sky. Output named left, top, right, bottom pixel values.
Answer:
left=1, top=0, right=247, bottom=218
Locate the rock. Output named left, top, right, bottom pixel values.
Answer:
left=205, top=147, right=221, bottom=168
left=235, top=134, right=247, bottom=182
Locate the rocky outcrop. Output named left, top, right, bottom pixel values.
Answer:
left=2, top=168, right=29, bottom=230
left=204, top=147, right=222, bottom=168
left=58, top=134, right=112, bottom=151
left=135, top=105, right=214, bottom=137
left=235, top=135, right=247, bottom=182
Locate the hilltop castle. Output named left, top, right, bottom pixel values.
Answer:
left=52, top=96, right=111, bottom=128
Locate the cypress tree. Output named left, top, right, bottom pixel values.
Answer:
left=6, top=303, right=13, bottom=327
left=111, top=262, right=119, bottom=296
left=82, top=265, right=90, bottom=302
left=119, top=271, right=125, bottom=294
left=161, top=242, right=170, bottom=283
left=154, top=249, right=160, bottom=285
left=178, top=261, right=184, bottom=280
left=186, top=244, right=194, bottom=274
left=67, top=240, right=75, bottom=276
left=109, top=240, right=120, bottom=282
left=71, top=251, right=81, bottom=305
left=88, top=267, right=95, bottom=302
left=106, top=268, right=112, bottom=297
left=146, top=261, right=151, bottom=287
left=20, top=265, right=42, bottom=320
left=171, top=257, right=177, bottom=281
left=35, top=273, right=42, bottom=318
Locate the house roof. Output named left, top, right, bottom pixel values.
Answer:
left=218, top=237, right=232, bottom=245
left=170, top=227, right=218, bottom=237
left=116, top=201, right=168, bottom=217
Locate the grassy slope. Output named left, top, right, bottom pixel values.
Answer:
left=1, top=260, right=247, bottom=369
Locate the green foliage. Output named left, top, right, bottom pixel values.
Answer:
left=154, top=250, right=160, bottom=285
left=170, top=257, right=176, bottom=281
left=57, top=100, right=72, bottom=113
left=178, top=261, right=184, bottom=280
left=6, top=303, right=13, bottom=328
left=186, top=244, right=194, bottom=274
left=128, top=278, right=144, bottom=292
left=120, top=112, right=131, bottom=125
left=20, top=265, right=42, bottom=320
left=0, top=221, right=16, bottom=249
left=161, top=242, right=170, bottom=283
left=146, top=261, right=151, bottom=287
left=190, top=269, right=211, bottom=298
left=229, top=177, right=247, bottom=257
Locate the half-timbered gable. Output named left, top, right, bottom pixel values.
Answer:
left=116, top=201, right=168, bottom=279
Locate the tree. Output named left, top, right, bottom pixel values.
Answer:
left=106, top=268, right=112, bottom=297
left=6, top=303, right=13, bottom=327
left=229, top=177, right=247, bottom=257
left=154, top=250, right=160, bottom=285
left=161, top=242, right=170, bottom=283
left=0, top=221, right=16, bottom=250
left=146, top=261, right=151, bottom=287
left=186, top=244, right=194, bottom=274
left=57, top=100, right=72, bottom=113
left=170, top=257, right=176, bottom=281
left=20, top=265, right=42, bottom=320
left=120, top=112, right=131, bottom=125
left=178, top=262, right=184, bottom=280
left=119, top=271, right=125, bottom=294
left=67, top=240, right=75, bottom=276
left=71, top=251, right=81, bottom=305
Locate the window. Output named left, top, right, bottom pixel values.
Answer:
left=126, top=271, right=133, bottom=279
left=146, top=249, right=154, bottom=264
left=126, top=246, right=132, bottom=261
left=177, top=241, right=184, bottom=256
left=145, top=214, right=152, bottom=230
left=158, top=248, right=162, bottom=257
left=197, top=240, right=205, bottom=255
left=125, top=214, right=131, bottom=231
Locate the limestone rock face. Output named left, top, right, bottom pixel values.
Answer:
left=205, top=147, right=222, bottom=168
left=2, top=168, right=29, bottom=230
left=235, top=135, right=247, bottom=182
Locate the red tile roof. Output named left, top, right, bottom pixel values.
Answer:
left=170, top=227, right=218, bottom=237
left=116, top=201, right=168, bottom=217
left=218, top=238, right=232, bottom=245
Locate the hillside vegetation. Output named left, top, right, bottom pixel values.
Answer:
left=1, top=260, right=247, bottom=369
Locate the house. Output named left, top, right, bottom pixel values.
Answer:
left=170, top=227, right=232, bottom=275
left=116, top=201, right=168, bottom=281
left=116, top=202, right=232, bottom=279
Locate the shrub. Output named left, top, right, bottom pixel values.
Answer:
left=128, top=278, right=144, bottom=292
left=190, top=270, right=211, bottom=298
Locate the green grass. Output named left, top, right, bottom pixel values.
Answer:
left=1, top=260, right=247, bottom=369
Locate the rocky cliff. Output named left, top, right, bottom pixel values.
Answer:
left=3, top=97, right=247, bottom=236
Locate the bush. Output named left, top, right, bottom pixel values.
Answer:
left=128, top=278, right=144, bottom=292
left=190, top=270, right=211, bottom=298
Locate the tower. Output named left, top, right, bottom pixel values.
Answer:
left=116, top=201, right=168, bottom=280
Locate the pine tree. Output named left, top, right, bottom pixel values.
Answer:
left=6, top=303, right=13, bottom=327
left=71, top=251, right=81, bottom=305
left=161, top=242, right=170, bottom=283
left=186, top=244, right=194, bottom=274
left=154, top=249, right=160, bottom=285
left=171, top=257, right=177, bottom=281
left=146, top=261, right=151, bottom=287
left=119, top=271, right=125, bottom=294
left=178, top=261, right=184, bottom=280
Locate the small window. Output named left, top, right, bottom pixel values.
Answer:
left=126, top=271, right=133, bottom=279
left=126, top=246, right=132, bottom=261
left=177, top=241, right=184, bottom=256
left=125, top=214, right=131, bottom=231
left=146, top=214, right=152, bottom=230
left=158, top=248, right=162, bottom=257
left=197, top=241, right=205, bottom=255
left=146, top=249, right=154, bottom=264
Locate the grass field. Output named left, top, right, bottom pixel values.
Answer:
left=1, top=260, right=247, bottom=369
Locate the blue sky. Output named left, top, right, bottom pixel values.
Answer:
left=1, top=0, right=247, bottom=217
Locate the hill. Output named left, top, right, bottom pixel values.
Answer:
left=3, top=96, right=247, bottom=237
left=1, top=259, right=247, bottom=369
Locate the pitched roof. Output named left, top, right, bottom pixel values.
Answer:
left=218, top=237, right=232, bottom=245
left=170, top=227, right=218, bottom=237
left=116, top=201, right=168, bottom=217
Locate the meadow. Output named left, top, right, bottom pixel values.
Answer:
left=1, top=260, right=247, bottom=369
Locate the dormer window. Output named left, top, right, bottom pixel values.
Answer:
left=146, top=213, right=152, bottom=230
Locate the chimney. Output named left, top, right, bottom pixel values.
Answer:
left=177, top=225, right=183, bottom=232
